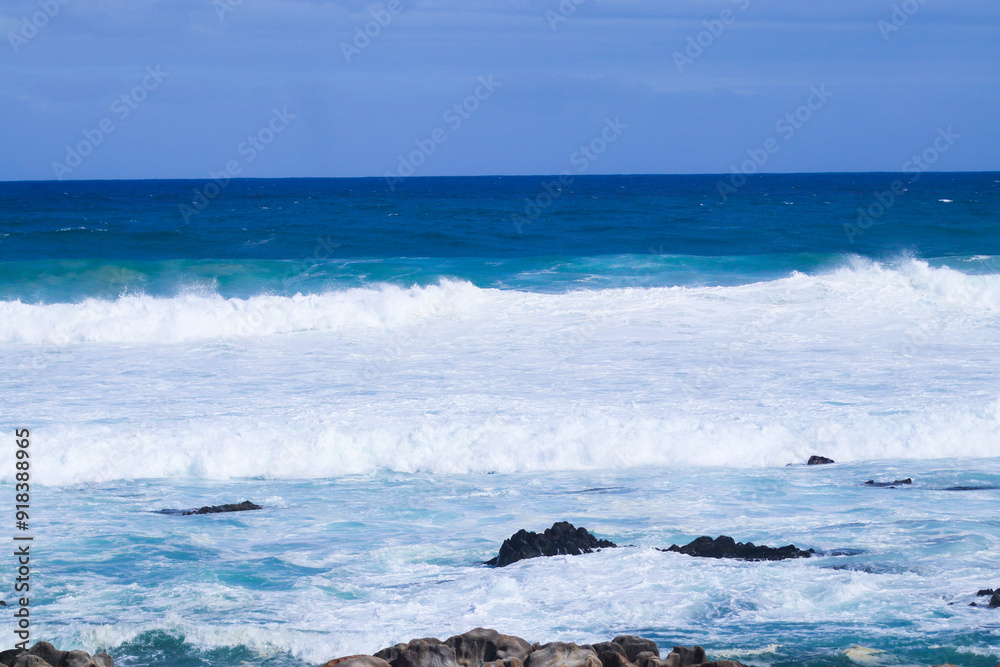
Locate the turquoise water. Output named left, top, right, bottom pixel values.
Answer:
left=30, top=461, right=1000, bottom=666
left=2, top=174, right=999, bottom=665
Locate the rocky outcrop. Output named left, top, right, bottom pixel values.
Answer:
left=324, top=631, right=746, bottom=667
left=970, top=588, right=1000, bottom=608
left=485, top=522, right=616, bottom=567
left=158, top=500, right=262, bottom=516
left=662, top=535, right=813, bottom=561
left=806, top=455, right=835, bottom=465
left=864, top=478, right=912, bottom=487
left=0, top=642, right=113, bottom=667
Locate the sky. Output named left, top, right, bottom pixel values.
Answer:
left=1, top=0, right=998, bottom=181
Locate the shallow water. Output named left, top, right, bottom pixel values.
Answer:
left=14, top=460, right=999, bottom=666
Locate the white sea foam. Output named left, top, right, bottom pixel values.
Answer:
left=4, top=259, right=1000, bottom=483
left=0, top=258, right=998, bottom=345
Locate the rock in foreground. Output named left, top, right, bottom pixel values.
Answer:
left=485, top=522, right=616, bottom=567
left=663, top=535, right=814, bottom=561
left=325, top=630, right=744, bottom=667
left=0, top=641, right=113, bottom=667
left=807, top=455, right=835, bottom=465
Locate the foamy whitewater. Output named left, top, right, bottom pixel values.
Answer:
left=1, top=175, right=999, bottom=666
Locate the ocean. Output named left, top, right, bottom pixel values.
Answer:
left=1, top=173, right=999, bottom=666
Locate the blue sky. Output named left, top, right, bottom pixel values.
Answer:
left=1, top=0, right=998, bottom=180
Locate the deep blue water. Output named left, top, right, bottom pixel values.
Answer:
left=1, top=173, right=998, bottom=288
left=2, top=174, right=1000, bottom=667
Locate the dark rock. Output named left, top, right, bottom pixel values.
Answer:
left=977, top=588, right=996, bottom=596
left=157, top=500, right=263, bottom=516
left=807, top=456, right=835, bottom=465
left=942, top=486, right=1000, bottom=491
left=319, top=657, right=393, bottom=667
left=485, top=522, right=616, bottom=567
left=864, top=478, right=912, bottom=487
left=991, top=593, right=1000, bottom=608
left=445, top=628, right=531, bottom=667
left=482, top=659, right=524, bottom=667
left=184, top=500, right=262, bottom=515
left=611, top=637, right=658, bottom=663
left=525, top=644, right=601, bottom=667
left=663, top=535, right=813, bottom=561
left=667, top=646, right=705, bottom=667
left=0, top=650, right=22, bottom=667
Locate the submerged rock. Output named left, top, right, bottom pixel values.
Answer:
left=662, top=535, right=814, bottom=561
left=184, top=500, right=262, bottom=515
left=485, top=522, right=616, bottom=567
left=159, top=500, right=263, bottom=515
left=0, top=642, right=113, bottom=667
left=806, top=455, right=835, bottom=465
left=864, top=478, right=912, bottom=487
left=942, top=485, right=1000, bottom=491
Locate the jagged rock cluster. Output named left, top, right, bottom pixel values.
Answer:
left=484, top=524, right=813, bottom=567
left=485, top=522, right=616, bottom=567
left=662, top=535, right=814, bottom=561
left=0, top=642, right=112, bottom=667
left=971, top=588, right=1000, bottom=608
left=318, top=628, right=746, bottom=667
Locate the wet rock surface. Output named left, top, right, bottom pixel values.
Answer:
left=485, top=522, right=616, bottom=567
left=662, top=535, right=814, bottom=561
left=0, top=642, right=113, bottom=667
left=864, top=478, right=912, bottom=487
left=158, top=500, right=263, bottom=515
left=340, top=632, right=745, bottom=667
